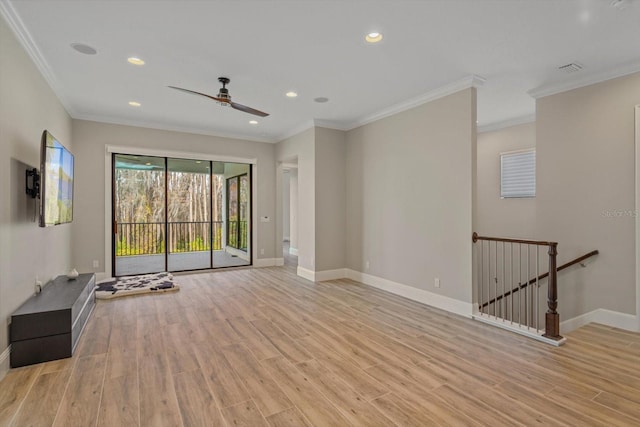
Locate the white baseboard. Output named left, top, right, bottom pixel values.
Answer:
left=254, top=258, right=285, bottom=268
left=289, top=247, right=298, bottom=256
left=315, top=268, right=349, bottom=282
left=0, top=345, right=10, bottom=382
left=296, top=266, right=316, bottom=281
left=561, top=308, right=639, bottom=333
left=346, top=269, right=474, bottom=318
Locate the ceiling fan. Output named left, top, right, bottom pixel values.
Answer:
left=169, top=77, right=269, bottom=117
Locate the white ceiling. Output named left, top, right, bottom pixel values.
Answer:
left=2, top=0, right=640, bottom=143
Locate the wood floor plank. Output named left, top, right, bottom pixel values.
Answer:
left=265, top=407, right=313, bottom=427
left=11, top=368, right=71, bottom=427
left=138, top=352, right=183, bottom=427
left=261, top=357, right=351, bottom=427
left=53, top=354, right=107, bottom=427
left=221, top=344, right=292, bottom=417
left=295, top=359, right=396, bottom=426
left=371, top=392, right=441, bottom=427
left=226, top=317, right=281, bottom=360
left=193, top=341, right=250, bottom=408
left=174, top=369, right=226, bottom=427
left=221, top=400, right=268, bottom=427
left=250, top=318, right=313, bottom=364
left=0, top=364, right=42, bottom=426
left=97, top=374, right=139, bottom=427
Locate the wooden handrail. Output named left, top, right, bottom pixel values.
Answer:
left=472, top=232, right=557, bottom=247
left=479, top=249, right=599, bottom=309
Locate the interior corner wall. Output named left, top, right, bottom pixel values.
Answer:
left=314, top=127, right=346, bottom=272
left=346, top=88, right=476, bottom=304
left=536, top=72, right=640, bottom=321
left=477, top=122, right=536, bottom=238
left=275, top=128, right=315, bottom=270
left=282, top=170, right=290, bottom=241
left=71, top=120, right=277, bottom=275
left=0, top=15, right=73, bottom=378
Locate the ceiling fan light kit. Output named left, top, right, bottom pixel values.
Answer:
left=169, top=77, right=269, bottom=117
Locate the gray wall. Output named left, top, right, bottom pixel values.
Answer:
left=536, top=72, right=640, bottom=320
left=314, top=127, right=346, bottom=271
left=477, top=122, right=536, bottom=238
left=71, top=120, right=277, bottom=275
left=346, top=88, right=477, bottom=303
left=0, top=16, right=73, bottom=378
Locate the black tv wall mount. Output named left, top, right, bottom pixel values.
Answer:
left=25, top=167, right=40, bottom=198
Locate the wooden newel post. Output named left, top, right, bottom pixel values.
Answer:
left=544, top=242, right=562, bottom=340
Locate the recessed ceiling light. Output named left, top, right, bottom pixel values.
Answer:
left=314, top=97, right=329, bottom=103
left=249, top=120, right=259, bottom=125
left=365, top=32, right=383, bottom=43
left=70, top=43, right=97, bottom=55
left=127, top=57, right=145, bottom=66
left=286, top=91, right=298, bottom=98
left=128, top=101, right=141, bottom=107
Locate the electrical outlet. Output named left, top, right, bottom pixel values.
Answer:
left=93, top=260, right=99, bottom=268
left=365, top=260, right=370, bottom=269
left=260, top=248, right=265, bottom=255
left=434, top=277, right=440, bottom=288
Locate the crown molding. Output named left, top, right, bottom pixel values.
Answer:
left=346, top=74, right=486, bottom=130
left=73, top=114, right=275, bottom=144
left=528, top=60, right=640, bottom=99
left=478, top=114, right=536, bottom=133
left=0, top=0, right=75, bottom=116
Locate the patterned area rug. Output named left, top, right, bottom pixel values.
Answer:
left=95, top=272, right=179, bottom=299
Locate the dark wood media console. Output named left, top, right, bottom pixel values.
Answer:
left=10, top=273, right=96, bottom=368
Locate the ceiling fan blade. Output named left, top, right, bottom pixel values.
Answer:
left=168, top=86, right=228, bottom=103
left=230, top=101, right=269, bottom=117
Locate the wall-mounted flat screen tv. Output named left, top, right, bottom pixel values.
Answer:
left=39, top=130, right=74, bottom=227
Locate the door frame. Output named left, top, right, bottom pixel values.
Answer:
left=104, top=145, right=257, bottom=279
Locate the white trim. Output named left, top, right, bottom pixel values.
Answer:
left=76, top=115, right=274, bottom=144
left=254, top=258, right=284, bottom=267
left=478, top=114, right=536, bottom=133
left=289, top=247, right=299, bottom=256
left=528, top=60, right=640, bottom=99
left=473, top=313, right=566, bottom=346
left=347, top=74, right=486, bottom=130
left=0, top=0, right=75, bottom=116
left=346, top=269, right=474, bottom=318
left=314, top=268, right=348, bottom=282
left=635, top=105, right=640, bottom=331
left=560, top=308, right=639, bottom=334
left=297, top=266, right=316, bottom=282
left=106, top=144, right=257, bottom=165
left=0, top=345, right=10, bottom=381
left=499, top=147, right=535, bottom=156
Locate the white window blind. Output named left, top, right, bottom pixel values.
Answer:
left=501, top=149, right=535, bottom=198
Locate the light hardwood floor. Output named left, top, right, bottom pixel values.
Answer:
left=1, top=264, right=640, bottom=426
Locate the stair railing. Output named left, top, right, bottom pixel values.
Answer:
left=472, top=232, right=562, bottom=342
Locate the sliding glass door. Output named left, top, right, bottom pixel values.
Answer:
left=113, top=154, right=251, bottom=276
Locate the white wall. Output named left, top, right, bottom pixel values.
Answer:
left=289, top=168, right=298, bottom=253
left=0, top=16, right=73, bottom=379
left=477, top=122, right=536, bottom=238
left=276, top=128, right=315, bottom=271
left=282, top=170, right=290, bottom=241
left=346, top=88, right=477, bottom=304
left=536, top=72, right=640, bottom=322
left=71, top=120, right=277, bottom=276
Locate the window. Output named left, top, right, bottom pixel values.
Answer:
left=501, top=149, right=535, bottom=198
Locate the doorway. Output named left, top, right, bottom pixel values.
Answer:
left=112, top=154, right=252, bottom=276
